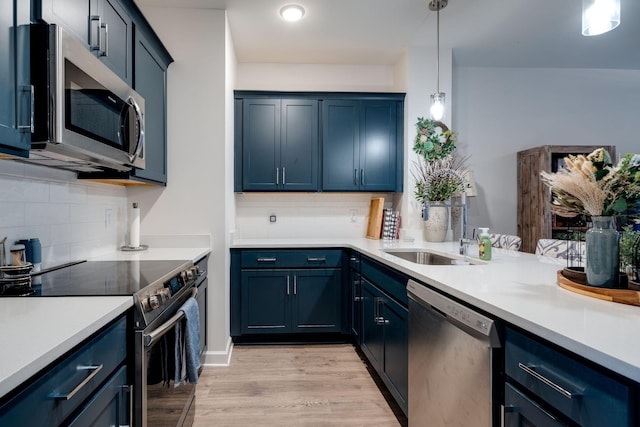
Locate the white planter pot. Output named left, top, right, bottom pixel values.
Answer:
left=423, top=201, right=449, bottom=242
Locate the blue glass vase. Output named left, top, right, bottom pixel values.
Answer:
left=585, top=216, right=620, bottom=287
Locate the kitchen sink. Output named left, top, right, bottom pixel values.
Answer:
left=384, top=250, right=481, bottom=265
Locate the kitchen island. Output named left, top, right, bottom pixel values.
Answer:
left=232, top=237, right=640, bottom=384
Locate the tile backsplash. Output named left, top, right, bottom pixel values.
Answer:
left=0, top=160, right=127, bottom=266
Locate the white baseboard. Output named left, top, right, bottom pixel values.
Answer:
left=202, top=336, right=233, bottom=366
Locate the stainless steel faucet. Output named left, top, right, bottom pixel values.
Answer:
left=457, top=195, right=470, bottom=256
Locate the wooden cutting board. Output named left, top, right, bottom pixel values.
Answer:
left=557, top=271, right=640, bottom=307
left=366, top=197, right=385, bottom=239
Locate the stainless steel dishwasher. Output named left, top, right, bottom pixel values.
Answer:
left=407, top=279, right=502, bottom=427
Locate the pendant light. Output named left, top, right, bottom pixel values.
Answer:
left=582, top=0, right=620, bottom=36
left=429, top=0, right=447, bottom=121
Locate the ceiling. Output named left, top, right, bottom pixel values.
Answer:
left=135, top=0, right=640, bottom=69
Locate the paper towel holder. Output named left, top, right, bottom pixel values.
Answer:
left=121, top=202, right=148, bottom=251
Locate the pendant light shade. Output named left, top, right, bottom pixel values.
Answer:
left=430, top=93, right=446, bottom=121
left=429, top=0, right=447, bottom=120
left=582, top=0, right=620, bottom=36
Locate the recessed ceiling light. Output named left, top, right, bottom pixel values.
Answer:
left=280, top=4, right=305, bottom=22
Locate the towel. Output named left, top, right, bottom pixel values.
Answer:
left=174, top=297, right=200, bottom=387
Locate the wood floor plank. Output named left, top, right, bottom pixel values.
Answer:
left=193, top=343, right=403, bottom=426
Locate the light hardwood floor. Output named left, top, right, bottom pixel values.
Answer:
left=194, top=344, right=405, bottom=426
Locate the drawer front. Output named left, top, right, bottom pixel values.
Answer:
left=0, top=316, right=128, bottom=427
left=504, top=382, right=566, bottom=427
left=361, top=256, right=408, bottom=306
left=240, top=249, right=342, bottom=268
left=505, top=328, right=633, bottom=427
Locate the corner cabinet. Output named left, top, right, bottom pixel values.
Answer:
left=230, top=248, right=348, bottom=340
left=0, top=0, right=30, bottom=158
left=234, top=92, right=405, bottom=193
left=517, top=145, right=616, bottom=253
left=322, top=99, right=402, bottom=192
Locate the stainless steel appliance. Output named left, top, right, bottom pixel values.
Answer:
left=407, top=279, right=501, bottom=427
left=27, top=24, right=145, bottom=173
left=0, top=259, right=202, bottom=427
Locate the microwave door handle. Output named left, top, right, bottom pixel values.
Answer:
left=125, top=96, right=145, bottom=164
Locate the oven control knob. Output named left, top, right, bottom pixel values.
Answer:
left=148, top=294, right=160, bottom=310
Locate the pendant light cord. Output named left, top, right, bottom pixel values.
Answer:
left=436, top=3, right=440, bottom=93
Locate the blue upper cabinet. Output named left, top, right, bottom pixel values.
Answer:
left=0, top=0, right=30, bottom=157
left=38, top=0, right=133, bottom=85
left=241, top=97, right=319, bottom=191
left=322, top=98, right=402, bottom=192
left=235, top=91, right=404, bottom=193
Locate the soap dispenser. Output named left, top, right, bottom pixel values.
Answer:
left=478, top=228, right=492, bottom=261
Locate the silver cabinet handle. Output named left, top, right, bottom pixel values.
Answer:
left=257, top=257, right=277, bottom=262
left=353, top=296, right=362, bottom=302
left=53, top=364, right=104, bottom=400
left=282, top=167, right=286, bottom=185
left=276, top=167, right=279, bottom=185
left=286, top=275, right=290, bottom=295
left=100, top=23, right=109, bottom=57
left=306, top=257, right=326, bottom=263
left=518, top=363, right=579, bottom=399
left=293, top=275, right=297, bottom=295
left=374, top=297, right=388, bottom=325
left=89, top=16, right=102, bottom=51
left=18, top=85, right=34, bottom=133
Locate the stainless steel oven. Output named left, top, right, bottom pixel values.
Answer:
left=135, top=285, right=199, bottom=427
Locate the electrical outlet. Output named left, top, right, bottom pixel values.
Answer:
left=104, top=208, right=113, bottom=228
left=350, top=209, right=358, bottom=223
left=269, top=214, right=277, bottom=223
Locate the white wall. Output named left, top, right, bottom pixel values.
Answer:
left=130, top=7, right=231, bottom=363
left=0, top=161, right=126, bottom=266
left=454, top=67, right=640, bottom=236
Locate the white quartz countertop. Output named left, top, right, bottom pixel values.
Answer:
left=232, top=237, right=640, bottom=383
left=0, top=245, right=211, bottom=401
left=0, top=297, right=132, bottom=400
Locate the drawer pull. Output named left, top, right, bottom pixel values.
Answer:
left=518, top=363, right=579, bottom=399
left=53, top=364, right=104, bottom=400
left=256, top=257, right=277, bottom=262
left=307, top=257, right=327, bottom=263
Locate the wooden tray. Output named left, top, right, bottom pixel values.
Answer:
left=557, top=271, right=640, bottom=307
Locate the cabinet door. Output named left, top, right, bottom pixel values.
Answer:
left=132, top=28, right=168, bottom=184
left=291, top=268, right=342, bottom=332
left=360, top=278, right=384, bottom=372
left=359, top=100, right=398, bottom=191
left=322, top=100, right=359, bottom=191
left=96, top=0, right=133, bottom=85
left=0, top=0, right=30, bottom=156
left=381, top=296, right=408, bottom=412
left=240, top=270, right=290, bottom=334
left=67, top=366, right=130, bottom=427
left=242, top=99, right=281, bottom=190
left=39, top=0, right=91, bottom=45
left=280, top=99, right=319, bottom=190
left=504, top=383, right=566, bottom=427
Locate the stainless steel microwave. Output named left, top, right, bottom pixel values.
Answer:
left=28, top=24, right=145, bottom=173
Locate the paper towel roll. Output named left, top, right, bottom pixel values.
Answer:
left=129, top=202, right=140, bottom=248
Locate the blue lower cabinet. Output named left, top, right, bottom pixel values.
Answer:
left=360, top=276, right=408, bottom=415
left=239, top=268, right=342, bottom=335
left=66, top=366, right=130, bottom=427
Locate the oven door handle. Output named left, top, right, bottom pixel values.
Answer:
left=144, top=288, right=197, bottom=348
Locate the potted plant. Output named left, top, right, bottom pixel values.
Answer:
left=411, top=117, right=468, bottom=242
left=540, top=148, right=640, bottom=287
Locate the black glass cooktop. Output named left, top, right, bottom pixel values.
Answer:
left=0, top=260, right=190, bottom=297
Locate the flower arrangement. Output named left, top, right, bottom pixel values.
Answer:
left=540, top=148, right=640, bottom=217
left=412, top=117, right=467, bottom=203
